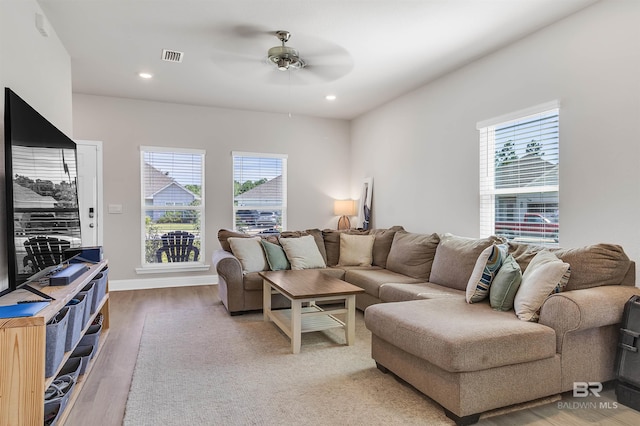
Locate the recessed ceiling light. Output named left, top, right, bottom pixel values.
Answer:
left=325, top=94, right=337, bottom=101
left=139, top=72, right=153, bottom=79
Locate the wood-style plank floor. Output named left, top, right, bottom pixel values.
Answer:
left=64, top=285, right=219, bottom=426
left=65, top=285, right=640, bottom=426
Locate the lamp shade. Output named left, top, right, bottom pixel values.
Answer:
left=334, top=199, right=355, bottom=216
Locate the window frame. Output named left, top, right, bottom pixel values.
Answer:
left=137, top=146, right=208, bottom=273
left=478, top=101, right=560, bottom=245
left=232, top=151, right=287, bottom=234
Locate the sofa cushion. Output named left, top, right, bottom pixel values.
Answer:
left=243, top=271, right=264, bottom=291
left=218, top=229, right=279, bottom=252
left=370, top=226, right=405, bottom=268
left=345, top=269, right=423, bottom=298
left=386, top=232, right=440, bottom=280
left=228, top=237, right=268, bottom=273
left=279, top=235, right=326, bottom=270
left=430, top=234, right=501, bottom=291
left=489, top=254, right=522, bottom=311
left=339, top=233, right=375, bottom=266
left=514, top=250, right=571, bottom=321
left=508, top=242, right=631, bottom=291
left=260, top=239, right=290, bottom=271
left=280, top=229, right=328, bottom=264
left=466, top=243, right=508, bottom=303
left=322, top=229, right=369, bottom=266
left=552, top=244, right=631, bottom=291
left=379, top=282, right=465, bottom=303
left=364, top=298, right=557, bottom=373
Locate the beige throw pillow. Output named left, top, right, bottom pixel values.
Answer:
left=514, top=250, right=571, bottom=321
left=338, top=233, right=375, bottom=266
left=279, top=235, right=326, bottom=270
left=228, top=237, right=268, bottom=273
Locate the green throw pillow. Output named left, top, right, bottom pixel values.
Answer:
left=489, top=254, right=522, bottom=311
left=260, top=240, right=290, bottom=271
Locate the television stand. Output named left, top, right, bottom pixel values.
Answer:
left=18, top=283, right=55, bottom=300
left=0, top=259, right=109, bottom=425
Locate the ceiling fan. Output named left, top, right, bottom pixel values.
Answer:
left=212, top=26, right=353, bottom=85
left=267, top=30, right=305, bottom=71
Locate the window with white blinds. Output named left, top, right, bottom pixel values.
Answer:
left=232, top=152, right=287, bottom=234
left=478, top=102, right=560, bottom=245
left=140, top=146, right=205, bottom=266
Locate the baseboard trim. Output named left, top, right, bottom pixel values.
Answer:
left=109, top=274, right=218, bottom=291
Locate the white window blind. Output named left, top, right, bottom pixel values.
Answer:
left=140, top=146, right=205, bottom=266
left=478, top=103, right=559, bottom=245
left=232, top=152, right=287, bottom=234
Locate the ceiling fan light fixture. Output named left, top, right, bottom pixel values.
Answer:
left=267, top=31, right=305, bottom=71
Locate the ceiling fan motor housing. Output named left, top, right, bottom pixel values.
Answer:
left=267, top=30, right=305, bottom=71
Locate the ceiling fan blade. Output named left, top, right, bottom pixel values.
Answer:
left=300, top=63, right=354, bottom=83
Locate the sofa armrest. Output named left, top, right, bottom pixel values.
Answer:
left=539, top=285, right=640, bottom=352
left=212, top=249, right=245, bottom=312
left=213, top=249, right=241, bottom=273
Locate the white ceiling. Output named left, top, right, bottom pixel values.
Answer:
left=38, top=0, right=598, bottom=120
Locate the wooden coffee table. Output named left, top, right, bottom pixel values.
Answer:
left=260, top=270, right=365, bottom=354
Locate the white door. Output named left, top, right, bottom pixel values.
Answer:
left=76, top=141, right=103, bottom=246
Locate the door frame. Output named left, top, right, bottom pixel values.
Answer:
left=75, top=140, right=104, bottom=246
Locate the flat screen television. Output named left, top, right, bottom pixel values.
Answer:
left=2, top=88, right=82, bottom=297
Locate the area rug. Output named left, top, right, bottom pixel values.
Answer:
left=123, top=304, right=452, bottom=425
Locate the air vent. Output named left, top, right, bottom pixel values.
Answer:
left=162, top=49, right=184, bottom=63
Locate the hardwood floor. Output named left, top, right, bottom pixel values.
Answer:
left=65, top=285, right=640, bottom=426
left=64, top=285, right=220, bottom=426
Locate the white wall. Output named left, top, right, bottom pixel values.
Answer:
left=0, top=1, right=72, bottom=133
left=72, top=94, right=351, bottom=282
left=351, top=0, right=640, bottom=265
left=0, top=0, right=72, bottom=293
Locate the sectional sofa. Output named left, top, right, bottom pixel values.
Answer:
left=213, top=227, right=639, bottom=425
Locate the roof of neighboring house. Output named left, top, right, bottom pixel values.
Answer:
left=495, top=153, right=558, bottom=189
left=144, top=163, right=200, bottom=200
left=235, top=175, right=282, bottom=202
left=13, top=183, right=58, bottom=208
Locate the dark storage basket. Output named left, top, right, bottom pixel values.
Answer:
left=79, top=281, right=95, bottom=324
left=79, top=323, right=102, bottom=351
left=615, top=295, right=640, bottom=411
left=616, top=381, right=640, bottom=412
left=58, top=357, right=82, bottom=384
left=64, top=294, right=87, bottom=351
left=89, top=273, right=107, bottom=314
left=616, top=295, right=640, bottom=387
left=71, top=344, right=96, bottom=375
left=44, top=374, right=76, bottom=417
left=45, top=307, right=69, bottom=378
left=44, top=402, right=61, bottom=426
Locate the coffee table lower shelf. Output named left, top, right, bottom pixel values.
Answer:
left=269, top=305, right=346, bottom=336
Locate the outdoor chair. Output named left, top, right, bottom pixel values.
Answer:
left=23, top=236, right=71, bottom=272
left=155, top=231, right=200, bottom=262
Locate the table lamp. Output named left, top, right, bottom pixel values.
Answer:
left=334, top=200, right=355, bottom=230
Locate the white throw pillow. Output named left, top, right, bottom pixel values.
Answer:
left=228, top=237, right=268, bottom=273
left=279, top=235, right=326, bottom=270
left=339, top=233, right=375, bottom=266
left=514, top=250, right=571, bottom=321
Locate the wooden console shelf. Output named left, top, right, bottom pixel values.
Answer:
left=0, top=259, right=109, bottom=426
